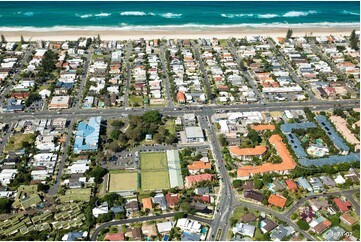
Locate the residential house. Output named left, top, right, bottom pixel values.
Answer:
left=340, top=213, right=357, bottom=226
left=260, top=218, right=278, bottom=233
left=229, top=146, right=267, bottom=161
left=268, top=194, right=287, bottom=209
left=333, top=198, right=352, bottom=213
left=244, top=190, right=264, bottom=203
left=232, top=223, right=256, bottom=238
left=185, top=174, right=213, bottom=188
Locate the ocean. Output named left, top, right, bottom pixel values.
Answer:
left=0, top=1, right=359, bottom=31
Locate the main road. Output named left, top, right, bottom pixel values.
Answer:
left=1, top=99, right=357, bottom=122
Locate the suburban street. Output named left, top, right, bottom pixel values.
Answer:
left=267, top=39, right=317, bottom=101
left=123, top=41, right=133, bottom=108
left=0, top=45, right=34, bottom=105
left=159, top=45, right=174, bottom=108
left=193, top=43, right=214, bottom=104
left=226, top=40, right=265, bottom=103
left=47, top=119, right=75, bottom=195
left=74, top=48, right=92, bottom=111
left=308, top=39, right=359, bottom=92
left=90, top=213, right=212, bottom=241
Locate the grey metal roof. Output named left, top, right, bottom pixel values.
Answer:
left=299, top=152, right=360, bottom=166
left=315, top=115, right=350, bottom=152
left=280, top=122, right=317, bottom=133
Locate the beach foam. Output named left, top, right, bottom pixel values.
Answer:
left=0, top=22, right=358, bottom=32
left=221, top=13, right=254, bottom=18
left=120, top=11, right=147, bottom=16
left=159, top=13, right=182, bottom=18
left=342, top=10, right=360, bottom=16
left=283, top=10, right=318, bottom=17
left=24, top=12, right=34, bottom=17
left=258, top=14, right=279, bottom=19
left=95, top=13, right=111, bottom=17
left=76, top=13, right=93, bottom=19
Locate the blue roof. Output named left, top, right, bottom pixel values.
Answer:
left=281, top=122, right=317, bottom=158
left=66, top=232, right=83, bottom=241
left=315, top=115, right=350, bottom=152
left=181, top=233, right=201, bottom=241
left=74, top=116, right=101, bottom=153
left=299, top=152, right=360, bottom=167
left=2, top=98, right=24, bottom=112
left=110, top=205, right=124, bottom=214
left=285, top=133, right=308, bottom=158
left=297, top=177, right=312, bottom=190
left=280, top=122, right=317, bottom=133
left=55, top=82, right=74, bottom=89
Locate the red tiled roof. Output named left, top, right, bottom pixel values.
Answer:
left=251, top=124, right=276, bottom=131
left=142, top=198, right=152, bottom=210
left=237, top=134, right=296, bottom=177
left=229, top=146, right=267, bottom=156
left=285, top=179, right=298, bottom=191
left=268, top=194, right=287, bottom=208
left=165, top=193, right=179, bottom=207
left=193, top=195, right=211, bottom=203
left=187, top=161, right=211, bottom=171
left=185, top=174, right=213, bottom=185
left=104, top=232, right=125, bottom=241
left=176, top=91, right=186, bottom=102
left=333, top=198, right=352, bottom=212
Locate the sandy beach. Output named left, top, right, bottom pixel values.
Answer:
left=1, top=26, right=359, bottom=41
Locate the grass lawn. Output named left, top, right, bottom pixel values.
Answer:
left=140, top=152, right=168, bottom=171
left=220, top=39, right=228, bottom=47
left=38, top=83, right=51, bottom=92
left=231, top=206, right=248, bottom=221
left=164, top=120, right=176, bottom=136
left=59, top=188, right=91, bottom=203
left=5, top=133, right=36, bottom=152
left=108, top=172, right=138, bottom=192
left=129, top=95, right=144, bottom=108
left=140, top=152, right=170, bottom=190
left=141, top=171, right=170, bottom=190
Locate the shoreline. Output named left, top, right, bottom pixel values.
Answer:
left=1, top=25, right=358, bottom=41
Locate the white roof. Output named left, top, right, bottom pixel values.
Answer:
left=157, top=221, right=174, bottom=233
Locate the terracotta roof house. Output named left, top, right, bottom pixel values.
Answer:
left=237, top=134, right=296, bottom=179
left=177, top=91, right=186, bottom=103
left=340, top=213, right=357, bottom=226
left=193, top=195, right=211, bottom=203
left=244, top=190, right=264, bottom=203
left=285, top=179, right=298, bottom=191
left=251, top=124, right=276, bottom=131
left=104, top=232, right=125, bottom=241
left=187, top=161, right=211, bottom=174
left=185, top=174, right=213, bottom=188
left=229, top=145, right=267, bottom=161
left=333, top=198, right=352, bottom=213
left=312, top=219, right=332, bottom=234
left=268, top=194, right=287, bottom=208
left=142, top=198, right=153, bottom=210
left=165, top=193, right=179, bottom=207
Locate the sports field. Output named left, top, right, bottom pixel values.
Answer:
left=140, top=152, right=170, bottom=190
left=140, top=152, right=168, bottom=170
left=108, top=172, right=138, bottom=192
